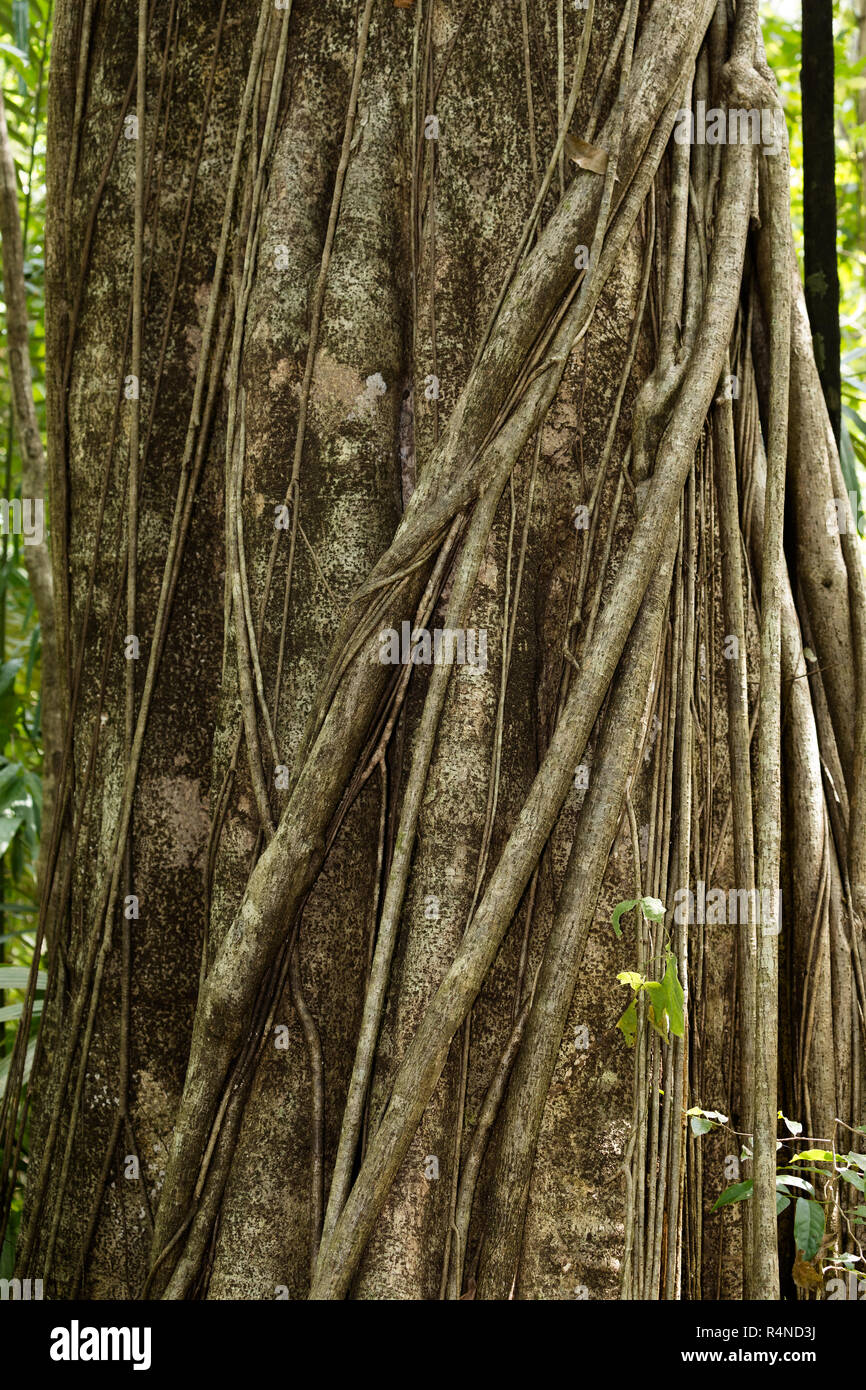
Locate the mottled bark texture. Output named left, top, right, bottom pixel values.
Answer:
left=8, top=0, right=865, bottom=1302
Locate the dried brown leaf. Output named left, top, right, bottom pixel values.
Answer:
left=792, top=1249, right=824, bottom=1293
left=563, top=133, right=608, bottom=174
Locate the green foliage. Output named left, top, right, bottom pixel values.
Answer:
left=794, top=1197, right=826, bottom=1260
left=713, top=1179, right=755, bottom=1209
left=701, top=1107, right=866, bottom=1279
left=686, top=1104, right=729, bottom=1136
left=611, top=899, right=684, bottom=1046
left=611, top=895, right=665, bottom=938
left=0, top=0, right=50, bottom=1263
left=645, top=950, right=684, bottom=1040
left=764, top=0, right=866, bottom=502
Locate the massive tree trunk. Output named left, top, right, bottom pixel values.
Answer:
left=5, top=0, right=865, bottom=1301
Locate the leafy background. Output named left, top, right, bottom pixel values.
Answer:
left=764, top=0, right=866, bottom=507
left=0, top=0, right=49, bottom=1280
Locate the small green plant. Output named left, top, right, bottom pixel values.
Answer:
left=610, top=897, right=685, bottom=1047
left=692, top=1109, right=866, bottom=1290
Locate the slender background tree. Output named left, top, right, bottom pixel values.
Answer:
left=802, top=0, right=842, bottom=439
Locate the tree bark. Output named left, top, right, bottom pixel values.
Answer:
left=7, top=0, right=864, bottom=1302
